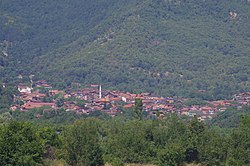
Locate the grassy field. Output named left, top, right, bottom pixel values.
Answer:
left=45, top=160, right=202, bottom=166
left=125, top=164, right=202, bottom=166
left=125, top=164, right=155, bottom=166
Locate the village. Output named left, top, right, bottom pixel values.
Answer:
left=10, top=80, right=250, bottom=121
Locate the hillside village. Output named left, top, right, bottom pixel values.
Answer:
left=10, top=80, right=250, bottom=121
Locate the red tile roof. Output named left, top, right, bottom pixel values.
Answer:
left=22, top=102, right=55, bottom=109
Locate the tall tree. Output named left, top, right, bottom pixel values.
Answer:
left=63, top=119, right=104, bottom=166
left=226, top=116, right=250, bottom=165
left=134, top=98, right=143, bottom=120
left=185, top=118, right=206, bottom=163
left=0, top=121, right=44, bottom=165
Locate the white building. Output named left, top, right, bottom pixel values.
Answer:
left=18, top=86, right=32, bottom=93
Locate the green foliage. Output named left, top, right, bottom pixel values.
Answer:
left=0, top=115, right=248, bottom=165
left=183, top=98, right=208, bottom=106
left=42, top=96, right=53, bottom=103
left=0, top=121, right=44, bottom=165
left=12, top=108, right=83, bottom=124
left=38, top=127, right=61, bottom=147
left=43, top=159, right=68, bottom=166
left=198, top=130, right=228, bottom=166
left=103, top=120, right=157, bottom=164
left=76, top=99, right=86, bottom=107
left=185, top=118, right=206, bottom=163
left=134, top=98, right=143, bottom=120
left=56, top=98, right=65, bottom=107
left=11, top=107, right=112, bottom=124
left=210, top=106, right=250, bottom=128
left=104, top=156, right=124, bottom=166
left=63, top=119, right=104, bottom=166
left=158, top=142, right=185, bottom=166
left=0, top=85, right=18, bottom=109
left=226, top=116, right=250, bottom=165
left=0, top=111, right=12, bottom=123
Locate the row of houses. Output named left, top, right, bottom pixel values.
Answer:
left=69, top=89, right=173, bottom=117
left=11, top=81, right=250, bottom=120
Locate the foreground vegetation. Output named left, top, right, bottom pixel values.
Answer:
left=0, top=114, right=249, bottom=166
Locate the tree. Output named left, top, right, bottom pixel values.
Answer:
left=198, top=130, right=228, bottom=166
left=185, top=118, right=206, bottom=163
left=226, top=116, right=250, bottom=165
left=158, top=142, right=185, bottom=166
left=0, top=121, right=44, bottom=165
left=37, top=127, right=62, bottom=160
left=0, top=86, right=18, bottom=109
left=56, top=98, right=64, bottom=107
left=63, top=119, right=104, bottom=166
left=0, top=111, right=12, bottom=123
left=103, top=120, right=156, bottom=164
left=76, top=99, right=86, bottom=107
left=134, top=98, right=143, bottom=120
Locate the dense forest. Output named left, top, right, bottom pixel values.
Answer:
left=0, top=114, right=249, bottom=165
left=0, top=0, right=250, bottom=99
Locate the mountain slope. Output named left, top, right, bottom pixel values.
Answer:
left=1, top=0, right=250, bottom=99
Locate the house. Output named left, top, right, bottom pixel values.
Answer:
left=200, top=106, right=213, bottom=112
left=42, top=84, right=52, bottom=89
left=20, top=94, right=33, bottom=101
left=121, top=97, right=127, bottom=102
left=93, top=106, right=103, bottom=111
left=123, top=104, right=134, bottom=109
left=18, top=86, right=32, bottom=93
left=21, top=101, right=55, bottom=110
left=10, top=105, right=17, bottom=111
left=19, top=92, right=46, bottom=101
left=229, top=11, right=238, bottom=19
left=219, top=107, right=227, bottom=112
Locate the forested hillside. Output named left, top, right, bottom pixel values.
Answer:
left=1, top=0, right=250, bottom=99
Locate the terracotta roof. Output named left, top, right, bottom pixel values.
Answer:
left=22, top=102, right=55, bottom=109
left=123, top=104, right=134, bottom=109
